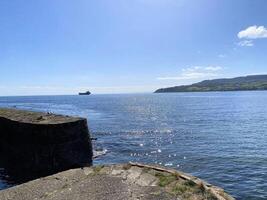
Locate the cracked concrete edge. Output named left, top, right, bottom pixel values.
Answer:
left=0, top=162, right=235, bottom=200
left=129, top=162, right=235, bottom=200
left=80, top=162, right=235, bottom=200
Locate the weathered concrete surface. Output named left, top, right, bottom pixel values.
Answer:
left=0, top=163, right=235, bottom=200
left=0, top=108, right=93, bottom=177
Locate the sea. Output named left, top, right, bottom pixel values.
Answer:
left=0, top=91, right=267, bottom=200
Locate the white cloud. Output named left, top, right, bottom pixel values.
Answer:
left=238, top=40, right=254, bottom=47
left=204, top=66, right=222, bottom=71
left=238, top=25, right=267, bottom=39
left=157, top=66, right=223, bottom=80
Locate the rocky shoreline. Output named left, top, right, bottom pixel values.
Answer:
left=0, top=108, right=235, bottom=200
left=0, top=163, right=235, bottom=200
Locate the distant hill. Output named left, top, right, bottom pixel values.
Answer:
left=155, top=75, right=267, bottom=93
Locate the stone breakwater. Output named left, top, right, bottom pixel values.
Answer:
left=0, top=108, right=93, bottom=178
left=0, top=163, right=235, bottom=200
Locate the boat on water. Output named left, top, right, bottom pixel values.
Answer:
left=79, top=91, right=91, bottom=95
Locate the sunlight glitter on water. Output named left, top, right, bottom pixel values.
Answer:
left=1, top=92, right=267, bottom=199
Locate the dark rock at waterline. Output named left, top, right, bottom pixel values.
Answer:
left=0, top=108, right=93, bottom=179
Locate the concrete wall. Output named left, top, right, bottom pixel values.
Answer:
left=0, top=108, right=93, bottom=177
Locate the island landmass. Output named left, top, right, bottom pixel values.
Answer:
left=155, top=75, right=267, bottom=93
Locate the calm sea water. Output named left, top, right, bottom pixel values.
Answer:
left=0, top=92, right=267, bottom=199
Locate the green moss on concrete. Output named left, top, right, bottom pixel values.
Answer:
left=155, top=172, right=177, bottom=187
left=93, top=165, right=104, bottom=174
left=184, top=180, right=197, bottom=187
left=171, top=181, right=218, bottom=200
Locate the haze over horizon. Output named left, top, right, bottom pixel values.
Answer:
left=1, top=0, right=267, bottom=95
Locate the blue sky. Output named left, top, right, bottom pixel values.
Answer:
left=1, top=0, right=267, bottom=95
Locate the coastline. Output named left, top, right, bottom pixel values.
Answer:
left=0, top=107, right=235, bottom=199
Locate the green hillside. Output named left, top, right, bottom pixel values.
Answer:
left=155, top=75, right=267, bottom=93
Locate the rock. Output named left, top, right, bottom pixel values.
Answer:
left=0, top=108, right=93, bottom=179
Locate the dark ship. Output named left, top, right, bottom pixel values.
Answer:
left=79, top=91, right=91, bottom=95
